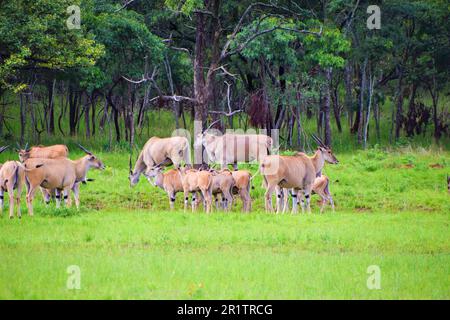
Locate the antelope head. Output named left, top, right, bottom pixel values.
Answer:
left=77, top=143, right=105, bottom=170
left=194, top=119, right=221, bottom=149
left=143, top=165, right=163, bottom=186
left=128, top=154, right=140, bottom=187
left=311, top=134, right=339, bottom=165
left=17, top=143, right=30, bottom=162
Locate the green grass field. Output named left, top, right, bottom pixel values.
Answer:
left=0, top=147, right=448, bottom=299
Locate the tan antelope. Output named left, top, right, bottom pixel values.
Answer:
left=129, top=136, right=191, bottom=186
left=180, top=168, right=213, bottom=213
left=230, top=170, right=252, bottom=212
left=194, top=129, right=272, bottom=170
left=260, top=135, right=338, bottom=213
left=210, top=169, right=235, bottom=211
left=0, top=146, right=27, bottom=218
left=0, top=161, right=26, bottom=218
left=17, top=143, right=68, bottom=162
left=282, top=175, right=335, bottom=214
left=17, top=143, right=69, bottom=204
left=144, top=166, right=184, bottom=210
left=23, top=145, right=105, bottom=215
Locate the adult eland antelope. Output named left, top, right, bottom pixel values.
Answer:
left=260, top=135, right=338, bottom=213
left=17, top=143, right=68, bottom=162
left=23, top=144, right=105, bottom=215
left=194, top=126, right=272, bottom=170
left=129, top=136, right=191, bottom=186
left=0, top=161, right=26, bottom=218
left=17, top=143, right=70, bottom=204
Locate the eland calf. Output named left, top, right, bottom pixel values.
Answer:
left=210, top=169, right=235, bottom=211
left=231, top=170, right=252, bottom=212
left=144, top=167, right=184, bottom=210
left=180, top=169, right=213, bottom=213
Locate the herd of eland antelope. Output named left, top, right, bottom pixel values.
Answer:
left=0, top=131, right=340, bottom=218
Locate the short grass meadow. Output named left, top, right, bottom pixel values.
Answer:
left=0, top=143, right=448, bottom=299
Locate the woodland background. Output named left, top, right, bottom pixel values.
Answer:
left=0, top=0, right=449, bottom=152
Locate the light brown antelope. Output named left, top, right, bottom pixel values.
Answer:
left=210, top=169, right=235, bottom=211
left=17, top=143, right=68, bottom=162
left=231, top=170, right=252, bottom=212
left=144, top=166, right=183, bottom=210
left=194, top=130, right=272, bottom=170
left=283, top=175, right=335, bottom=214
left=17, top=143, right=69, bottom=204
left=0, top=161, right=26, bottom=218
left=260, top=135, right=338, bottom=213
left=129, top=136, right=191, bottom=186
left=180, top=169, right=213, bottom=213
left=23, top=145, right=105, bottom=215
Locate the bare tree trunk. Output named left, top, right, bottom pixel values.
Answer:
left=193, top=11, right=207, bottom=129
left=84, top=94, right=91, bottom=138
left=106, top=93, right=121, bottom=142
left=48, top=79, right=56, bottom=135
left=295, top=89, right=302, bottom=149
left=19, top=94, right=26, bottom=145
left=324, top=68, right=332, bottom=146
left=344, top=63, right=353, bottom=128
left=364, top=68, right=375, bottom=149
left=164, top=55, right=179, bottom=129
left=358, top=58, right=367, bottom=145
left=394, top=67, right=404, bottom=140
left=69, top=87, right=78, bottom=136
left=428, top=73, right=440, bottom=142
left=331, top=81, right=342, bottom=133
left=91, top=92, right=96, bottom=136
left=374, top=96, right=380, bottom=142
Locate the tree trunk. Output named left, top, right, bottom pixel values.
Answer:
left=193, top=11, right=207, bottom=129
left=374, top=96, right=381, bottom=142
left=91, top=92, right=96, bottom=136
left=84, top=94, right=91, bottom=138
left=331, top=81, right=342, bottom=133
left=394, top=67, right=404, bottom=140
left=344, top=63, right=353, bottom=128
left=324, top=68, right=332, bottom=146
left=106, top=93, right=121, bottom=142
left=428, top=74, right=440, bottom=142
left=69, top=87, right=78, bottom=136
left=48, top=79, right=56, bottom=135
left=19, top=94, right=26, bottom=145
left=363, top=69, right=375, bottom=149
left=358, top=58, right=367, bottom=145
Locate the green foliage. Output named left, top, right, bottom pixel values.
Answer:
left=165, top=0, right=204, bottom=15
left=0, top=0, right=104, bottom=91
left=303, top=28, right=350, bottom=69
